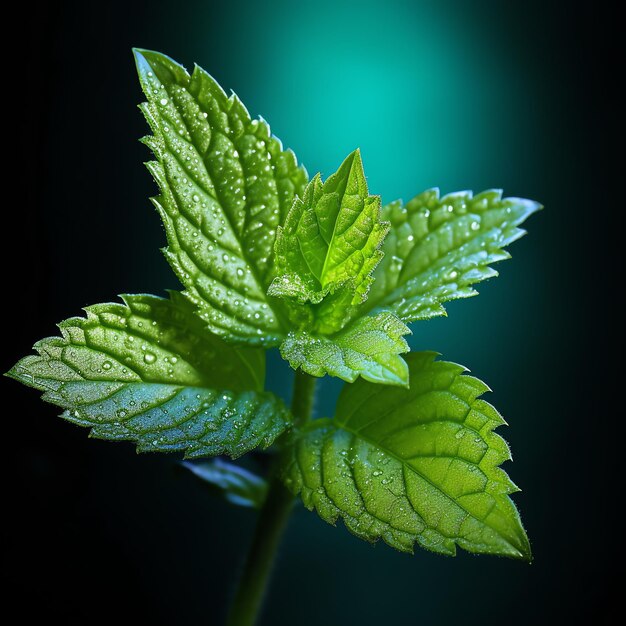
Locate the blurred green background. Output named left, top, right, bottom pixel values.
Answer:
left=7, top=0, right=612, bottom=623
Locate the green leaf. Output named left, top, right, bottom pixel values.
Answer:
left=134, top=49, right=308, bottom=345
left=7, top=293, right=291, bottom=458
left=269, top=149, right=388, bottom=334
left=182, top=459, right=267, bottom=508
left=280, top=312, right=410, bottom=386
left=281, top=352, right=530, bottom=560
left=364, top=189, right=541, bottom=323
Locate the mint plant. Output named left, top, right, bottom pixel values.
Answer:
left=8, top=49, right=540, bottom=626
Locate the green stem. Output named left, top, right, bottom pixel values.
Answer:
left=225, top=371, right=316, bottom=626
left=290, top=369, right=317, bottom=428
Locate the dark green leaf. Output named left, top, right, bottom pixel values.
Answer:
left=281, top=352, right=530, bottom=560
left=8, top=293, right=291, bottom=458
left=364, top=189, right=541, bottom=322
left=134, top=49, right=308, bottom=345
left=280, top=312, right=410, bottom=386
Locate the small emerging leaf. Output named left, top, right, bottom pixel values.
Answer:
left=7, top=293, right=291, bottom=458
left=280, top=312, right=410, bottom=386
left=269, top=150, right=388, bottom=334
left=282, top=352, right=530, bottom=560
left=364, top=189, right=541, bottom=322
left=182, top=459, right=267, bottom=508
left=134, top=49, right=308, bottom=345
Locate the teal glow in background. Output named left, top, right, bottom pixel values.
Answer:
left=6, top=0, right=610, bottom=623
left=188, top=0, right=540, bottom=200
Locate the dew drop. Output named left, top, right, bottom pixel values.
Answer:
left=192, top=194, right=200, bottom=203
left=160, top=98, right=168, bottom=105
left=471, top=221, right=480, bottom=231
left=237, top=268, right=244, bottom=277
left=102, top=361, right=112, bottom=370
left=143, top=353, right=156, bottom=364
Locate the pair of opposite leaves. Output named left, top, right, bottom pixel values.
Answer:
left=8, top=49, right=540, bottom=561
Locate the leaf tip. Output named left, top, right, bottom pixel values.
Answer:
left=132, top=47, right=152, bottom=75
left=495, top=505, right=532, bottom=563
left=4, top=365, right=20, bottom=382
left=132, top=47, right=170, bottom=68
left=514, top=534, right=533, bottom=563
left=508, top=197, right=543, bottom=216
left=349, top=147, right=365, bottom=172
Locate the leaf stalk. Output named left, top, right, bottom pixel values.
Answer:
left=225, top=371, right=316, bottom=626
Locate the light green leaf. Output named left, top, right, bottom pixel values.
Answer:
left=182, top=459, right=267, bottom=509
left=269, top=149, right=388, bottom=334
left=7, top=293, right=291, bottom=458
left=134, top=49, right=308, bottom=345
left=280, top=312, right=410, bottom=386
left=364, top=189, right=541, bottom=322
left=281, top=352, right=530, bottom=560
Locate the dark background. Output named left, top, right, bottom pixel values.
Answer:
left=6, top=1, right=615, bottom=624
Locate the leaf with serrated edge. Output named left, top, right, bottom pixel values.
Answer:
left=281, top=352, right=530, bottom=560
left=182, top=459, right=267, bottom=508
left=7, top=293, right=291, bottom=458
left=280, top=312, right=410, bottom=387
left=134, top=49, right=308, bottom=345
left=269, top=150, right=388, bottom=334
left=363, top=189, right=541, bottom=323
